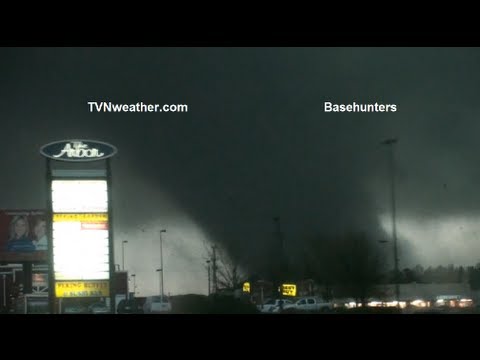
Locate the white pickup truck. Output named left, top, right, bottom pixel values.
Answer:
left=257, top=299, right=294, bottom=313
left=284, top=297, right=334, bottom=312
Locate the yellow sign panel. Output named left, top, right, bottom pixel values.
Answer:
left=53, top=213, right=108, bottom=222
left=282, top=284, right=297, bottom=297
left=243, top=282, right=250, bottom=293
left=55, top=281, right=110, bottom=298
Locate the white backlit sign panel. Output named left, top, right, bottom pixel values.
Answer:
left=53, top=213, right=109, bottom=280
left=52, top=180, right=108, bottom=213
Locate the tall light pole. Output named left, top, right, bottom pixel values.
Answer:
left=122, top=240, right=128, bottom=271
left=381, top=137, right=400, bottom=303
left=2, top=274, right=6, bottom=307
left=273, top=216, right=286, bottom=297
left=156, top=268, right=162, bottom=298
left=159, top=229, right=166, bottom=301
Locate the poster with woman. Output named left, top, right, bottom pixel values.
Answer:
left=0, top=210, right=48, bottom=262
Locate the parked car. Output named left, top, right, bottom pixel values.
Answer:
left=117, top=299, right=144, bottom=314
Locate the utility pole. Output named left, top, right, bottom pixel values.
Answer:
left=122, top=240, right=128, bottom=271
left=212, top=245, right=217, bottom=294
left=159, top=229, right=166, bottom=301
left=206, top=260, right=211, bottom=296
left=381, top=138, right=400, bottom=303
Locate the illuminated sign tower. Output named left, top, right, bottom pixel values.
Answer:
left=41, top=140, right=117, bottom=313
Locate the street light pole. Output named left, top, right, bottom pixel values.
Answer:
left=156, top=268, right=162, bottom=298
left=122, top=240, right=128, bottom=271
left=2, top=274, right=6, bottom=307
left=273, top=216, right=285, bottom=298
left=381, top=137, right=400, bottom=303
left=159, top=229, right=166, bottom=301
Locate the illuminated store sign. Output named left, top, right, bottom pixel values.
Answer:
left=55, top=280, right=110, bottom=298
left=40, top=140, right=117, bottom=162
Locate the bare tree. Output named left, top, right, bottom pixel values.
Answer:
left=204, top=243, right=247, bottom=292
left=217, top=257, right=244, bottom=290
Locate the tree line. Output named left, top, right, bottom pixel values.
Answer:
left=208, top=232, right=480, bottom=305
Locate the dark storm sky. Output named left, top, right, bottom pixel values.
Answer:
left=2, top=47, right=480, bottom=295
